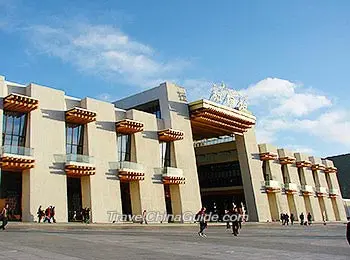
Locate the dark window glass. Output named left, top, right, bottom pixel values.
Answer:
left=129, top=100, right=161, bottom=119
left=2, top=111, right=27, bottom=147
left=160, top=142, right=171, bottom=167
left=297, top=168, right=304, bottom=185
left=66, top=124, right=84, bottom=155
left=281, top=165, right=289, bottom=183
left=198, top=161, right=242, bottom=188
left=117, top=134, right=131, bottom=161
left=262, top=161, right=270, bottom=181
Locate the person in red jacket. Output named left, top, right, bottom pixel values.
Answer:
left=196, top=207, right=207, bottom=237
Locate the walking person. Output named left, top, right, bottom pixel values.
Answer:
left=347, top=221, right=350, bottom=246
left=231, top=208, right=240, bottom=236
left=307, top=212, right=312, bottom=225
left=43, top=206, right=51, bottom=223
left=141, top=210, right=148, bottom=224
left=290, top=213, right=295, bottom=225
left=50, top=206, right=56, bottom=223
left=196, top=207, right=207, bottom=237
left=0, top=204, right=9, bottom=230
left=280, top=213, right=284, bottom=225
left=285, top=213, right=290, bottom=226
left=299, top=212, right=304, bottom=225
left=224, top=209, right=231, bottom=229
left=37, top=205, right=44, bottom=223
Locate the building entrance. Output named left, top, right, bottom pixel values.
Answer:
left=120, top=182, right=132, bottom=220
left=67, top=177, right=82, bottom=221
left=0, top=171, right=22, bottom=221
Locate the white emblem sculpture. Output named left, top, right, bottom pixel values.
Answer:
left=209, top=82, right=248, bottom=111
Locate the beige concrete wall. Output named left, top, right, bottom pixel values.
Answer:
left=126, top=109, right=167, bottom=219
left=164, top=83, right=202, bottom=219
left=322, top=159, right=347, bottom=221
left=294, top=153, right=322, bottom=221
left=309, top=156, right=336, bottom=221
left=236, top=128, right=271, bottom=222
left=259, top=144, right=289, bottom=216
left=24, top=83, right=68, bottom=222
left=277, top=149, right=306, bottom=220
left=81, top=98, right=122, bottom=223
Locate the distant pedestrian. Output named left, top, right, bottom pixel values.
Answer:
left=307, top=212, right=312, bottom=225
left=280, top=213, right=284, bottom=225
left=285, top=213, right=289, bottom=226
left=141, top=210, right=148, bottom=224
left=196, top=207, right=207, bottom=237
left=37, top=205, right=44, bottom=223
left=231, top=208, right=240, bottom=236
left=347, top=221, right=350, bottom=245
left=0, top=204, right=9, bottom=230
left=290, top=213, right=295, bottom=225
left=224, top=209, right=231, bottom=229
left=51, top=206, right=56, bottom=223
left=299, top=212, right=305, bottom=225
left=43, top=206, right=51, bottom=223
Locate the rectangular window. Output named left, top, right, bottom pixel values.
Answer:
left=2, top=111, right=28, bottom=148
left=281, top=165, right=289, bottom=183
left=117, top=134, right=131, bottom=161
left=160, top=142, right=171, bottom=167
left=66, top=124, right=84, bottom=155
left=130, top=100, right=161, bottom=119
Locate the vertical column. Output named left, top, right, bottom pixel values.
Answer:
left=259, top=144, right=289, bottom=219
left=127, top=110, right=167, bottom=220
left=295, top=153, right=322, bottom=222
left=236, top=128, right=271, bottom=222
left=323, top=159, right=347, bottom=221
left=82, top=98, right=122, bottom=223
left=278, top=149, right=306, bottom=221
left=25, top=84, right=68, bottom=222
left=164, top=83, right=202, bottom=220
left=309, top=156, right=336, bottom=221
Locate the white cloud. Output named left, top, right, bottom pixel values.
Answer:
left=241, top=77, right=297, bottom=103
left=295, top=110, right=350, bottom=146
left=27, top=24, right=190, bottom=88
left=272, top=93, right=332, bottom=116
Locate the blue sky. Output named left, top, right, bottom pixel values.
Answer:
left=1, top=0, right=350, bottom=157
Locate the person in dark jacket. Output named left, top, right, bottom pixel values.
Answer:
left=231, top=208, right=240, bottom=236
left=346, top=221, right=350, bottom=245
left=290, top=213, right=295, bottom=225
left=0, top=204, right=9, bottom=230
left=307, top=212, right=312, bottom=225
left=196, top=207, right=207, bottom=237
left=300, top=212, right=305, bottom=225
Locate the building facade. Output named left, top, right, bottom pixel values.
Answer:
left=0, top=75, right=347, bottom=223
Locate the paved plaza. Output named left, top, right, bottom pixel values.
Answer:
left=0, top=223, right=349, bottom=259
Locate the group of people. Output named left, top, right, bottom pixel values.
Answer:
left=37, top=205, right=56, bottom=223
left=280, top=213, right=295, bottom=225
left=299, top=212, right=313, bottom=225
left=70, top=208, right=91, bottom=223
left=196, top=206, right=244, bottom=237
left=280, top=212, right=313, bottom=226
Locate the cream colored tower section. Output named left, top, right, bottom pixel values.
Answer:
left=236, top=128, right=271, bottom=222
left=278, top=149, right=306, bottom=220
left=295, top=153, right=322, bottom=221
left=309, top=156, right=336, bottom=221
left=23, top=83, right=68, bottom=222
left=125, top=109, right=167, bottom=218
left=259, top=144, right=289, bottom=216
left=163, top=83, right=202, bottom=219
left=81, top=98, right=122, bottom=223
left=322, top=159, right=347, bottom=221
